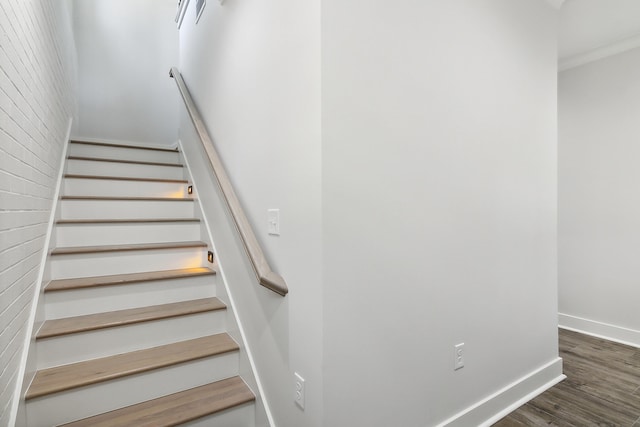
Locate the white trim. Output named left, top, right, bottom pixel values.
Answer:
left=559, top=313, right=640, bottom=348
left=176, top=0, right=191, bottom=29
left=69, top=136, right=177, bottom=150
left=559, top=33, right=640, bottom=72
left=195, top=0, right=206, bottom=24
left=8, top=118, right=73, bottom=427
left=436, top=358, right=565, bottom=427
left=178, top=139, right=276, bottom=427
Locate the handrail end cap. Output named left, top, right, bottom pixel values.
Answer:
left=260, top=272, right=288, bottom=296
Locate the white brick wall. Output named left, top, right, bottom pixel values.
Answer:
left=0, top=0, right=76, bottom=424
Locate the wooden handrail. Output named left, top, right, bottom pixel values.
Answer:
left=170, top=67, right=288, bottom=296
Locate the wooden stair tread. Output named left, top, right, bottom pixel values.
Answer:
left=37, top=298, right=226, bottom=339
left=67, top=155, right=183, bottom=168
left=61, top=195, right=193, bottom=201
left=70, top=140, right=179, bottom=153
left=26, top=334, right=239, bottom=400
left=56, top=218, right=200, bottom=225
left=64, top=174, right=189, bottom=184
left=59, top=376, right=255, bottom=427
left=51, top=241, right=207, bottom=256
left=45, top=267, right=216, bottom=292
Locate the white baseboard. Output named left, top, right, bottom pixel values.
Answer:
left=178, top=139, right=274, bottom=427
left=559, top=313, right=640, bottom=348
left=437, top=358, right=565, bottom=427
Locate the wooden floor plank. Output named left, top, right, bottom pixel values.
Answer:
left=493, top=329, right=640, bottom=426
left=492, top=416, right=527, bottom=427
left=26, top=334, right=238, bottom=400
left=60, top=376, right=255, bottom=427
left=506, top=403, right=573, bottom=427
left=37, top=298, right=226, bottom=339
left=44, top=267, right=216, bottom=292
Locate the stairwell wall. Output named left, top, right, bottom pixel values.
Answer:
left=322, top=1, right=561, bottom=425
left=559, top=48, right=640, bottom=346
left=178, top=1, right=323, bottom=427
left=0, top=1, right=77, bottom=425
left=72, top=0, right=179, bottom=146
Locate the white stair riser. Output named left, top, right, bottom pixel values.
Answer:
left=68, top=144, right=180, bottom=163
left=183, top=402, right=255, bottom=427
left=37, top=311, right=227, bottom=368
left=50, top=248, right=209, bottom=280
left=25, top=353, right=239, bottom=426
left=55, top=222, right=201, bottom=247
left=60, top=199, right=195, bottom=219
left=67, top=159, right=185, bottom=180
left=45, top=276, right=217, bottom=318
left=64, top=178, right=189, bottom=198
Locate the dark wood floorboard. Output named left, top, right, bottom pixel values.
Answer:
left=493, top=329, right=640, bottom=427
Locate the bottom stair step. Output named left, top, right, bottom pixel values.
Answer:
left=60, top=376, right=255, bottom=427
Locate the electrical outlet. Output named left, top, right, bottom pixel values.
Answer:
left=294, top=372, right=305, bottom=410
left=454, top=343, right=465, bottom=370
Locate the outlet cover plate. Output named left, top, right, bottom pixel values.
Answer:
left=454, top=343, right=464, bottom=370
left=294, top=372, right=305, bottom=409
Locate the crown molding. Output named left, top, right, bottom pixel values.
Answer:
left=559, top=32, right=640, bottom=71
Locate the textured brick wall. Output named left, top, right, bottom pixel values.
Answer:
left=0, top=1, right=76, bottom=424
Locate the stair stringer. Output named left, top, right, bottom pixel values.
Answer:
left=12, top=119, right=72, bottom=427
left=178, top=141, right=271, bottom=427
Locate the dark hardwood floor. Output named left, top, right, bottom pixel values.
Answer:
left=493, top=329, right=640, bottom=427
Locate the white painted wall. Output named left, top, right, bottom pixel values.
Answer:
left=559, top=47, right=640, bottom=346
left=73, top=0, right=178, bottom=146
left=0, top=0, right=77, bottom=425
left=177, top=1, right=322, bottom=426
left=178, top=0, right=561, bottom=425
left=322, top=1, right=561, bottom=425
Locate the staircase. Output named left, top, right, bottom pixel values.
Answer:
left=24, top=140, right=256, bottom=426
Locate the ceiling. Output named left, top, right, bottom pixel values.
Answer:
left=559, top=0, right=640, bottom=60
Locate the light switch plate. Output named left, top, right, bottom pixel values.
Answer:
left=268, top=209, right=280, bottom=235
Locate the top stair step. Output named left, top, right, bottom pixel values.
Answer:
left=68, top=141, right=180, bottom=164
left=59, top=376, right=255, bottom=427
